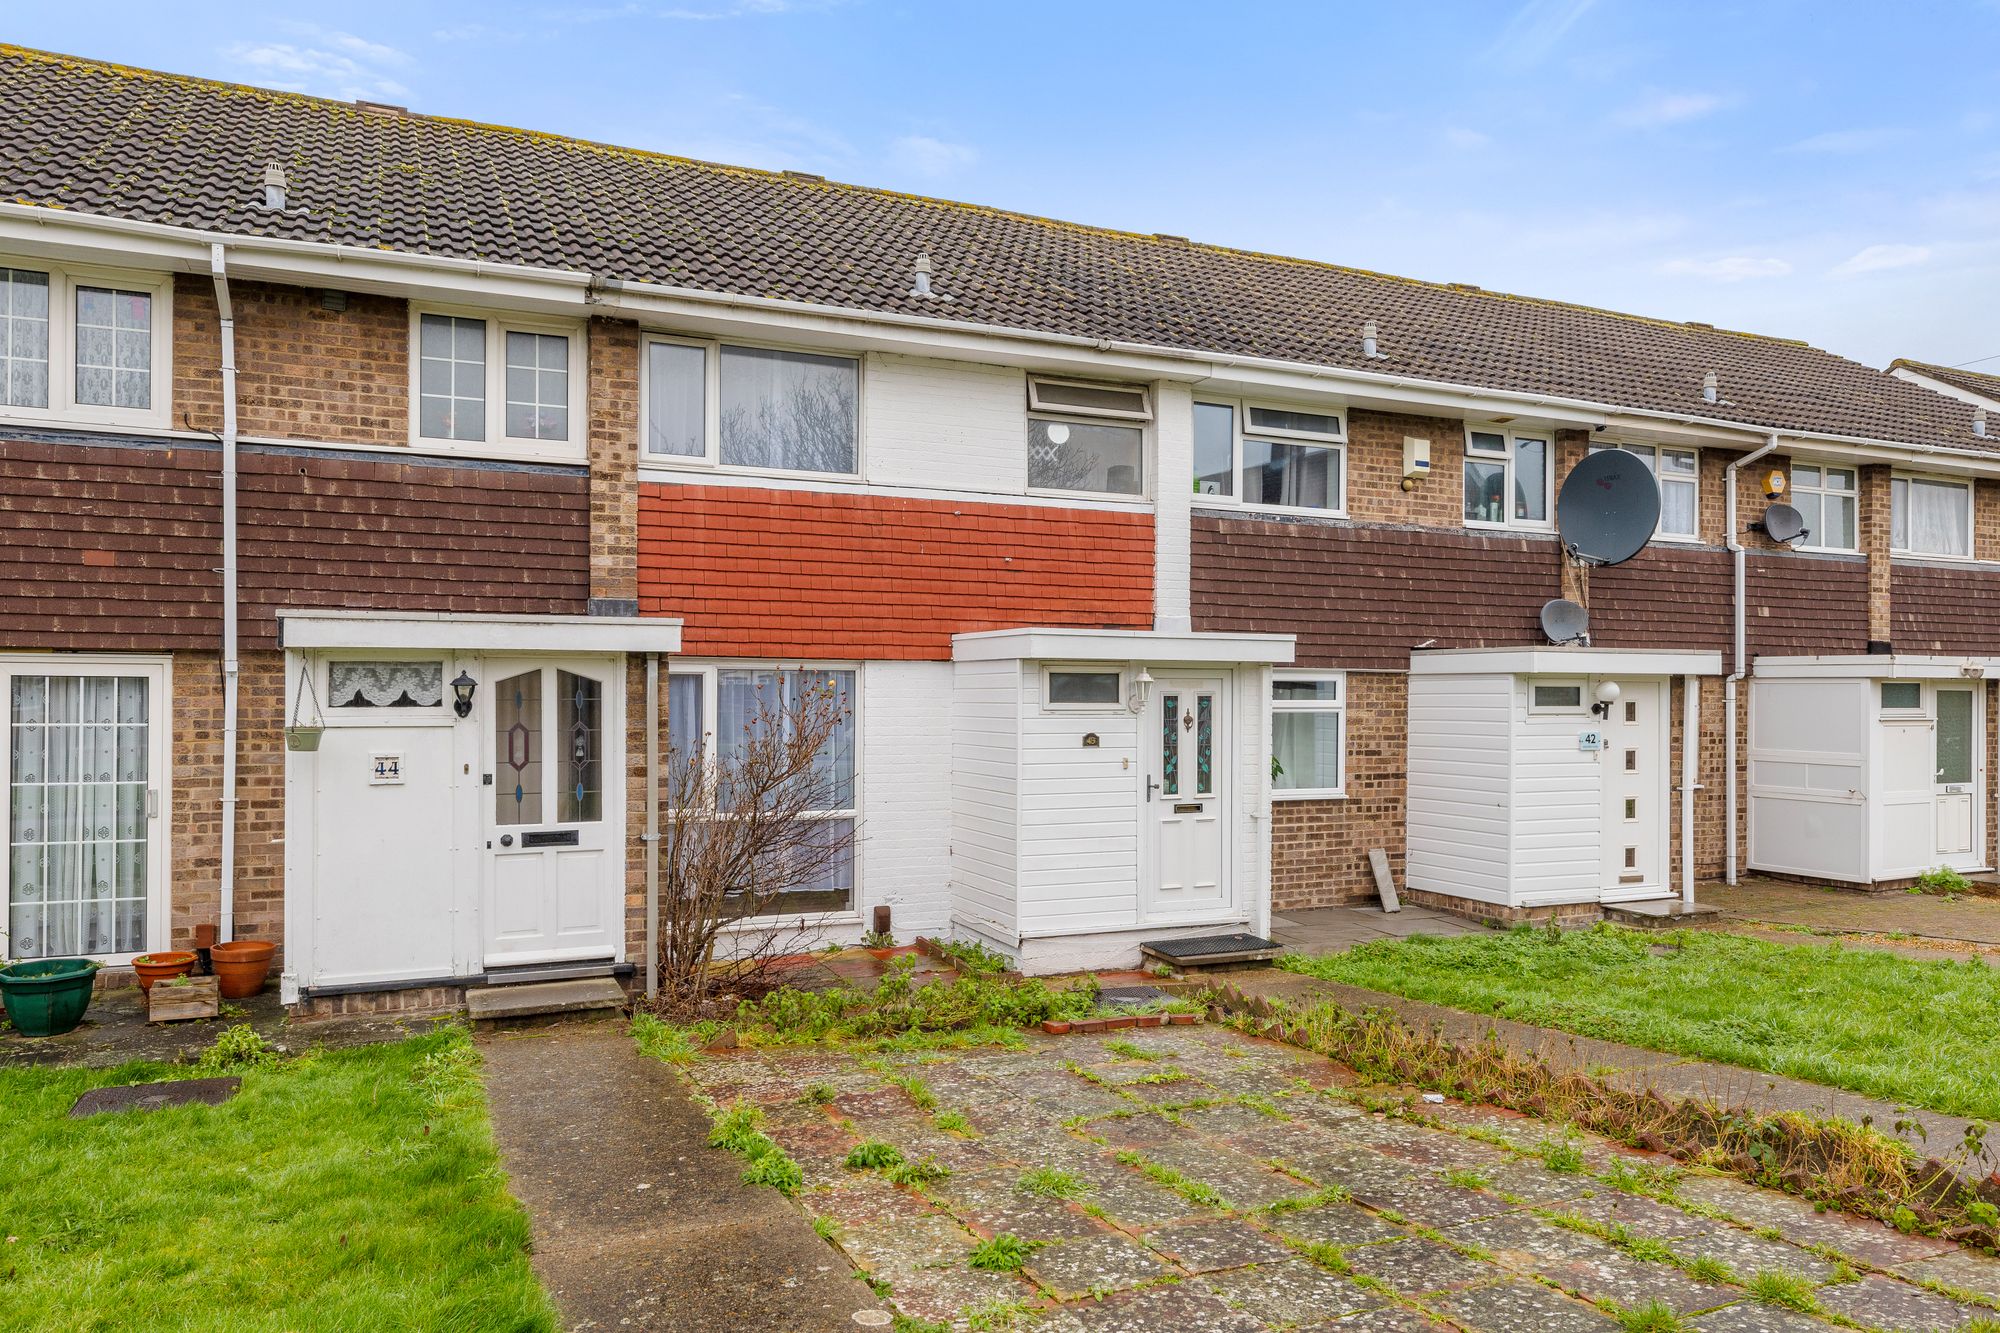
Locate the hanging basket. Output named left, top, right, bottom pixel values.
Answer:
left=285, top=659, right=326, bottom=751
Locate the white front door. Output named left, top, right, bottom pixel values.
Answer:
left=1145, top=675, right=1229, bottom=919
left=1933, top=685, right=1979, bottom=863
left=483, top=657, right=625, bottom=968
left=1601, top=679, right=1668, bottom=899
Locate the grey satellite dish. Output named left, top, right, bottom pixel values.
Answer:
left=1556, top=449, right=1660, bottom=566
left=1541, top=598, right=1590, bottom=646
left=1754, top=502, right=1808, bottom=545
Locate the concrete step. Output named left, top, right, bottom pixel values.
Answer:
left=1603, top=900, right=1725, bottom=930
left=466, top=977, right=628, bottom=1031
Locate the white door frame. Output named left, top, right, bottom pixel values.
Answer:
left=1138, top=671, right=1233, bottom=924
left=0, top=653, right=172, bottom=964
left=1929, top=682, right=1984, bottom=869
left=1599, top=676, right=1672, bottom=903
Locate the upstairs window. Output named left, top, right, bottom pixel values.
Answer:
left=644, top=337, right=859, bottom=476
left=414, top=309, right=579, bottom=450
left=1465, top=428, right=1549, bottom=528
left=1891, top=475, right=1972, bottom=559
left=0, top=260, right=168, bottom=425
left=1194, top=400, right=1346, bottom=513
left=1027, top=376, right=1148, bottom=496
left=1592, top=443, right=1699, bottom=540
left=1790, top=463, right=1858, bottom=552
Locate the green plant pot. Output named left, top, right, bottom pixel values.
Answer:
left=0, top=958, right=100, bottom=1037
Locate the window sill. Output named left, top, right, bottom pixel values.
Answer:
left=643, top=455, right=862, bottom=484
left=409, top=433, right=586, bottom=463
left=1027, top=486, right=1150, bottom=506
left=1891, top=549, right=1975, bottom=563
left=1192, top=500, right=1350, bottom=521
left=1274, top=789, right=1346, bottom=802
left=1464, top=520, right=1554, bottom=534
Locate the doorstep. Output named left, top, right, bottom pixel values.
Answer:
left=465, top=977, right=628, bottom=1032
left=1602, top=900, right=1725, bottom=930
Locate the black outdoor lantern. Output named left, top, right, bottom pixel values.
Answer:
left=451, top=670, right=478, bottom=718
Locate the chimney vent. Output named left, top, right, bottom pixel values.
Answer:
left=909, top=253, right=951, bottom=302
left=1361, top=320, right=1380, bottom=360
left=1702, top=370, right=1719, bottom=405
left=1977, top=407, right=1989, bottom=440
left=262, top=163, right=287, bottom=212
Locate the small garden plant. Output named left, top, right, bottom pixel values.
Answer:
left=1016, top=1167, right=1088, bottom=1200
left=967, top=1233, right=1041, bottom=1272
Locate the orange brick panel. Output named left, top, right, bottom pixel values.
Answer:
left=638, top=485, right=1154, bottom=659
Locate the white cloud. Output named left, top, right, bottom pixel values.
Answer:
left=1614, top=90, right=1728, bottom=128
left=223, top=33, right=413, bottom=102
left=889, top=135, right=977, bottom=180
left=1658, top=255, right=1793, bottom=281
left=1488, top=0, right=1598, bottom=67
left=1441, top=126, right=1491, bottom=151
left=1785, top=128, right=1903, bottom=154
left=1830, top=243, right=1932, bottom=276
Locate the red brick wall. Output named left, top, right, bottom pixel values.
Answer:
left=636, top=485, right=1155, bottom=659
left=0, top=434, right=591, bottom=651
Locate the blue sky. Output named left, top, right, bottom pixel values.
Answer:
left=16, top=2, right=2000, bottom=371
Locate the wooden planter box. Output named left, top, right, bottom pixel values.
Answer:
left=147, top=974, right=220, bottom=1023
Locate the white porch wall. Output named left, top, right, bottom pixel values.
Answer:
left=860, top=660, right=955, bottom=937
left=1017, top=661, right=1141, bottom=935
left=1152, top=380, right=1193, bottom=632
left=949, top=656, right=1020, bottom=944
left=1406, top=673, right=1513, bottom=905
left=862, top=353, right=1026, bottom=494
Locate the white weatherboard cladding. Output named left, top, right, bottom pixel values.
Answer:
left=860, top=660, right=954, bottom=936
left=1747, top=677, right=1869, bottom=881
left=949, top=657, right=1020, bottom=942
left=1018, top=662, right=1141, bottom=935
left=863, top=354, right=1026, bottom=493
left=1406, top=673, right=1513, bottom=904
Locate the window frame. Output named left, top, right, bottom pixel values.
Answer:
left=0, top=255, right=173, bottom=430
left=406, top=303, right=587, bottom=458
left=1889, top=471, right=1975, bottom=560
left=639, top=332, right=864, bottom=479
left=1192, top=398, right=1349, bottom=517
left=1463, top=425, right=1554, bottom=532
left=1528, top=678, right=1588, bottom=715
left=1026, top=375, right=1152, bottom=500
left=1591, top=442, right=1701, bottom=542
left=1880, top=680, right=1925, bottom=715
left=1789, top=461, right=1861, bottom=554
left=1270, top=669, right=1347, bottom=801
left=1040, top=664, right=1128, bottom=714
left=663, top=660, right=864, bottom=927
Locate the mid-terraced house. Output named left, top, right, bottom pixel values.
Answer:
left=1, top=45, right=1996, bottom=1011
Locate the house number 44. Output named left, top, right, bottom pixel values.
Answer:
left=370, top=753, right=405, bottom=785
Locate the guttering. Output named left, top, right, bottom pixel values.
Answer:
left=210, top=243, right=241, bottom=943
left=1723, top=434, right=1782, bottom=886
left=9, top=202, right=1995, bottom=468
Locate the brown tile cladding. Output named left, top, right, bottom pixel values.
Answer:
left=1893, top=563, right=2000, bottom=653
left=0, top=434, right=589, bottom=650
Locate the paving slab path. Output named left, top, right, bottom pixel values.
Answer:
left=1701, top=878, right=2000, bottom=953
left=480, top=1020, right=886, bottom=1332
left=664, top=1021, right=2000, bottom=1331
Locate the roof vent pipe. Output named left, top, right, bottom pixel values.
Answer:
left=1977, top=407, right=1989, bottom=440
left=1702, top=370, right=1719, bottom=405
left=262, top=164, right=287, bottom=212
left=909, top=253, right=950, bottom=301
left=1361, top=321, right=1380, bottom=359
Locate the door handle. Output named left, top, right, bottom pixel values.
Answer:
left=499, top=834, right=514, bottom=847
left=1146, top=778, right=1160, bottom=802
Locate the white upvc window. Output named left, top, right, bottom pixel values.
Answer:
left=0, top=257, right=172, bottom=429
left=1528, top=678, right=1588, bottom=714
left=1041, top=665, right=1126, bottom=713
left=664, top=663, right=860, bottom=920
left=1891, top=474, right=1973, bottom=559
left=1464, top=426, right=1551, bottom=529
left=410, top=307, right=584, bottom=453
left=1027, top=376, right=1150, bottom=497
left=1790, top=462, right=1859, bottom=552
left=643, top=335, right=861, bottom=477
left=1271, top=671, right=1345, bottom=799
left=1194, top=400, right=1347, bottom=514
left=1592, top=442, right=1699, bottom=540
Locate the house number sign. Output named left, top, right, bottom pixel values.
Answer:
left=370, top=752, right=405, bottom=785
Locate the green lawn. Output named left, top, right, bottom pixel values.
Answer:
left=1281, top=926, right=2000, bottom=1123
left=0, top=1026, right=554, bottom=1332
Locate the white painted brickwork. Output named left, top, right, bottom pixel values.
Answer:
left=863, top=354, right=1027, bottom=494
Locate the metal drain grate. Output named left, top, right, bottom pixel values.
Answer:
left=1140, top=932, right=1281, bottom=965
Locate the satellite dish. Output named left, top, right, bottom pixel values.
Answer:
left=1754, top=502, right=1808, bottom=545
left=1556, top=449, right=1661, bottom=567
left=1541, top=598, right=1590, bottom=646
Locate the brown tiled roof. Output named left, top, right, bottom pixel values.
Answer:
left=1888, top=359, right=2000, bottom=405
left=1, top=44, right=1991, bottom=454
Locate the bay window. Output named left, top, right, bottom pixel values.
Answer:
left=1194, top=400, right=1346, bottom=513
left=1464, top=428, right=1549, bottom=528
left=1027, top=376, right=1149, bottom=496
left=1591, top=443, right=1699, bottom=540
left=1790, top=463, right=1858, bottom=552
left=414, top=308, right=580, bottom=450
left=0, top=259, right=169, bottom=425
left=1271, top=672, right=1345, bottom=799
left=1891, top=475, right=1972, bottom=558
left=645, top=337, right=859, bottom=475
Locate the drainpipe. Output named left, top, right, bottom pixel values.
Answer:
left=1724, top=433, right=1781, bottom=886
left=644, top=652, right=660, bottom=1001
left=210, top=244, right=241, bottom=942
left=1680, top=675, right=1699, bottom=909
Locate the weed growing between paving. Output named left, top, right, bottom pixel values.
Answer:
left=707, top=1103, right=804, bottom=1195
left=967, top=1233, right=1042, bottom=1272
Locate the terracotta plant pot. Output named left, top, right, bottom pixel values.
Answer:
left=130, top=951, right=198, bottom=993
left=209, top=939, right=276, bottom=999
left=1040, top=1020, right=1072, bottom=1035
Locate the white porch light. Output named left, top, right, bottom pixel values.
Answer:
left=1127, top=667, right=1154, bottom=714
left=1591, top=679, right=1622, bottom=718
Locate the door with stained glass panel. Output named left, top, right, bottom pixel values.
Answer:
left=1145, top=675, right=1229, bottom=920
left=481, top=658, right=624, bottom=967
left=3, top=664, right=166, bottom=960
